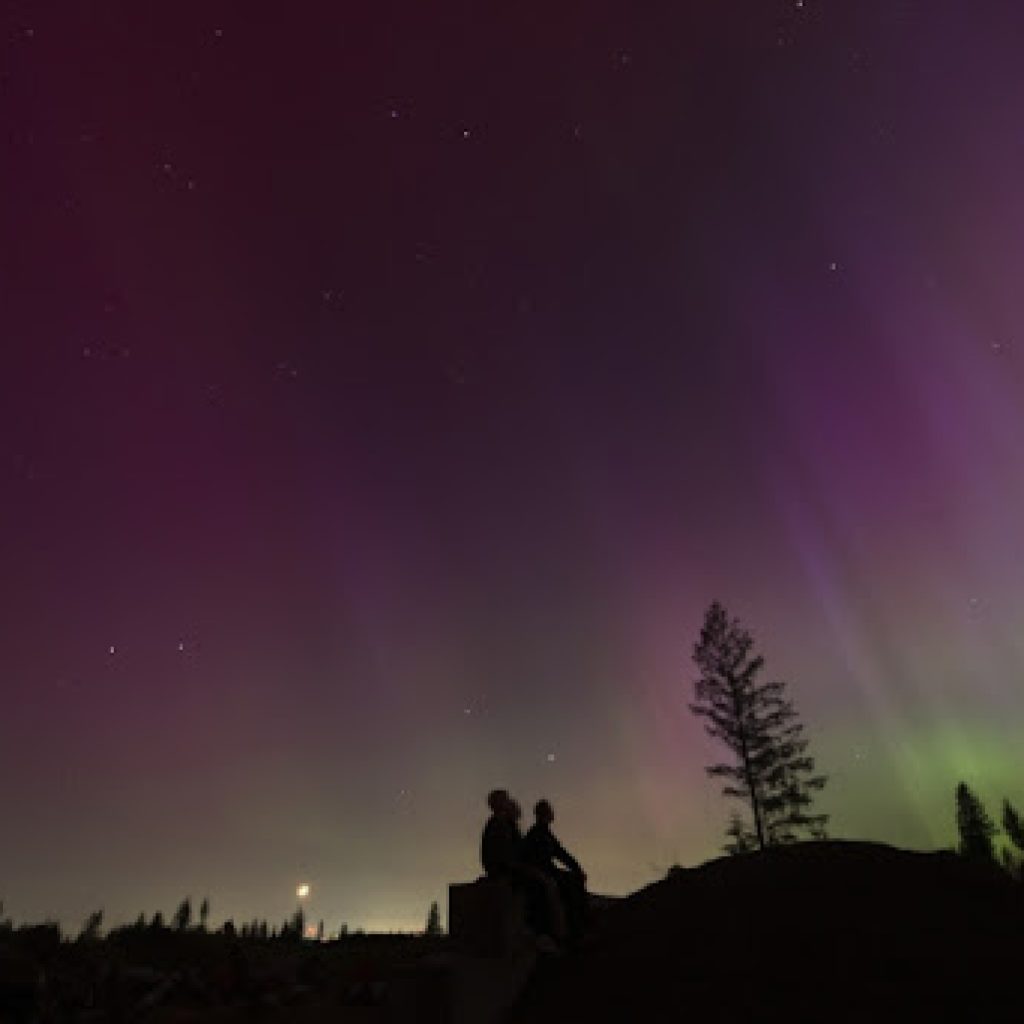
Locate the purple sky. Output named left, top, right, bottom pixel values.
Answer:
left=2, top=1, right=1023, bottom=932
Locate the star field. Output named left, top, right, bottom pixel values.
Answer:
left=2, top=1, right=1023, bottom=932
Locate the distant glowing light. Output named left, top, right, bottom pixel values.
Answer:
left=108, top=645, right=116, bottom=655
left=296, top=883, right=310, bottom=899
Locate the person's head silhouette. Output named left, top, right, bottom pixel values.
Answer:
left=487, top=789, right=510, bottom=816
left=534, top=799, right=554, bottom=826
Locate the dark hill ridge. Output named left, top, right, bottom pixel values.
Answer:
left=511, top=841, right=1024, bottom=1023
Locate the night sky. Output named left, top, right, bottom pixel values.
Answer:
left=3, top=1, right=1024, bottom=933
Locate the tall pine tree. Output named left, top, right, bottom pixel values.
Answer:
left=955, top=782, right=997, bottom=862
left=690, top=600, right=828, bottom=851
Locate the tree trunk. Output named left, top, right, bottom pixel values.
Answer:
left=731, top=677, right=765, bottom=850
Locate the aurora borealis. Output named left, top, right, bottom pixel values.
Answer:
left=3, top=1, right=1024, bottom=933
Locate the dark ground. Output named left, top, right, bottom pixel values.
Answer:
left=3, top=842, right=1021, bottom=1022
left=510, top=840, right=1024, bottom=1023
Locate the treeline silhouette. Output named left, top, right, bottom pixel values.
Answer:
left=0, top=894, right=442, bottom=946
left=2, top=599, right=1021, bottom=1022
left=0, top=896, right=447, bottom=1022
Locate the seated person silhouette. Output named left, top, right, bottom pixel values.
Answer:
left=481, top=789, right=521, bottom=879
left=521, top=799, right=588, bottom=946
left=480, top=789, right=565, bottom=951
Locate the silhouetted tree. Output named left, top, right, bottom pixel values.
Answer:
left=222, top=920, right=236, bottom=938
left=150, top=911, right=165, bottom=930
left=199, top=897, right=210, bottom=931
left=690, top=601, right=828, bottom=850
left=425, top=900, right=442, bottom=936
left=78, top=910, right=103, bottom=942
left=134, top=912, right=146, bottom=930
left=1003, top=800, right=1024, bottom=852
left=173, top=897, right=192, bottom=931
left=317, top=919, right=325, bottom=942
left=955, top=782, right=997, bottom=862
left=1000, top=799, right=1024, bottom=878
left=290, top=906, right=305, bottom=939
left=258, top=920, right=268, bottom=940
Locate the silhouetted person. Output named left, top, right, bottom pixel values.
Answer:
left=481, top=789, right=521, bottom=879
left=480, top=789, right=565, bottom=950
left=522, top=799, right=588, bottom=945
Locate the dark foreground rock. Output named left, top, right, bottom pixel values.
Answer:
left=509, top=840, right=1024, bottom=1023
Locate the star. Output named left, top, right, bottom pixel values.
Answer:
left=546, top=752, right=556, bottom=763
left=108, top=645, right=116, bottom=656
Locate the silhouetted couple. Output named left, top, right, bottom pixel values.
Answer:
left=481, top=789, right=588, bottom=952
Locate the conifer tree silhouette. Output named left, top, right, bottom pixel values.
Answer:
left=955, top=782, right=997, bottom=862
left=173, top=897, right=192, bottom=931
left=199, top=897, right=210, bottom=931
left=1002, top=800, right=1024, bottom=853
left=425, top=900, right=442, bottom=936
left=690, top=600, right=828, bottom=850
left=78, top=910, right=103, bottom=942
